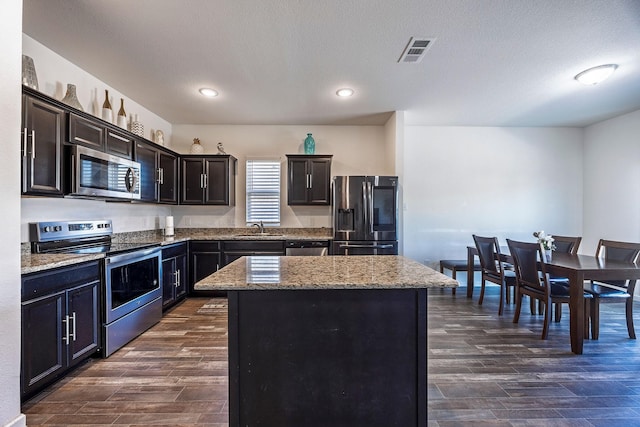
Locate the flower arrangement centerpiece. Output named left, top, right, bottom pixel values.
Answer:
left=533, top=231, right=555, bottom=261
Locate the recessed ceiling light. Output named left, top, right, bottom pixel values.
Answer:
left=574, top=64, right=618, bottom=85
left=199, top=88, right=219, bottom=97
left=336, top=88, right=354, bottom=97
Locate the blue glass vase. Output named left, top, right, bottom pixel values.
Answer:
left=304, top=133, right=315, bottom=154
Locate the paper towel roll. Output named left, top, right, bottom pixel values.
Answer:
left=165, top=216, right=174, bottom=236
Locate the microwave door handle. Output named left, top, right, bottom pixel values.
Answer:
left=125, top=167, right=137, bottom=193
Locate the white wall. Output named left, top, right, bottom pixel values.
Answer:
left=402, top=126, right=584, bottom=267
left=22, top=35, right=172, bottom=146
left=583, top=109, right=640, bottom=252
left=170, top=125, right=392, bottom=228
left=2, top=0, right=27, bottom=425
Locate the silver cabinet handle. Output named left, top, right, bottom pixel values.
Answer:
left=30, top=130, right=36, bottom=159
left=70, top=312, right=77, bottom=342
left=203, top=174, right=208, bottom=188
left=174, top=270, right=179, bottom=287
left=63, top=314, right=70, bottom=344
left=159, top=168, right=164, bottom=185
left=22, top=127, right=28, bottom=157
left=200, top=174, right=204, bottom=188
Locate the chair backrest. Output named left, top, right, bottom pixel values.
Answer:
left=596, top=239, right=640, bottom=287
left=473, top=235, right=501, bottom=274
left=506, top=239, right=549, bottom=295
left=552, top=235, right=582, bottom=254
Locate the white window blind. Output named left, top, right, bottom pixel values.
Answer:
left=246, top=160, right=280, bottom=225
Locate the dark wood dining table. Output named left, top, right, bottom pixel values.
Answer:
left=467, top=246, right=640, bottom=354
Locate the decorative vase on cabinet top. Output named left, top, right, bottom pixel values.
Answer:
left=131, top=114, right=144, bottom=137
left=102, top=89, right=113, bottom=123
left=304, top=133, right=315, bottom=154
left=61, top=84, right=83, bottom=111
left=117, top=98, right=127, bottom=129
left=22, top=55, right=39, bottom=90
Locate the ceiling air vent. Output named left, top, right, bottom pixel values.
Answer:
left=398, top=37, right=433, bottom=63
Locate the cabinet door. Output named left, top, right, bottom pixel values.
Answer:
left=21, top=291, right=66, bottom=397
left=22, top=95, right=64, bottom=195
left=106, top=129, right=133, bottom=159
left=204, top=158, right=229, bottom=204
left=68, top=113, right=105, bottom=151
left=135, top=141, right=159, bottom=202
left=190, top=250, right=221, bottom=291
left=307, top=158, right=331, bottom=205
left=162, top=258, right=177, bottom=308
left=175, top=254, right=188, bottom=300
left=158, top=151, right=178, bottom=204
left=67, top=280, right=100, bottom=366
left=181, top=158, right=205, bottom=204
left=287, top=158, right=309, bottom=205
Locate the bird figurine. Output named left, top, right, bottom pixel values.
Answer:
left=217, top=142, right=226, bottom=154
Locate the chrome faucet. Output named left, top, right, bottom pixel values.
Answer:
left=251, top=221, right=265, bottom=234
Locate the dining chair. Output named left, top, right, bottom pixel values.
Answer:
left=584, top=239, right=640, bottom=340
left=539, top=235, right=583, bottom=321
left=472, top=235, right=516, bottom=316
left=507, top=239, right=592, bottom=340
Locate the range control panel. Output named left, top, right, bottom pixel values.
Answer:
left=29, top=220, right=113, bottom=242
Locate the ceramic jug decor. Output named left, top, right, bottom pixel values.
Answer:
left=304, top=133, right=315, bottom=154
left=61, top=84, right=83, bottom=111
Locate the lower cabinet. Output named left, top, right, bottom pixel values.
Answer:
left=189, top=241, right=222, bottom=295
left=21, top=261, right=101, bottom=400
left=162, top=242, right=188, bottom=309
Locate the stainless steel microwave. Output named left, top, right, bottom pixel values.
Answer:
left=68, top=145, right=141, bottom=200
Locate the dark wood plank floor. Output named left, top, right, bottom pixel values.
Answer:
left=22, top=284, right=640, bottom=426
left=428, top=283, right=640, bottom=427
left=22, top=298, right=230, bottom=427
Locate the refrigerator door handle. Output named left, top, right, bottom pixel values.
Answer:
left=362, top=181, right=368, bottom=233
left=368, top=181, right=375, bottom=234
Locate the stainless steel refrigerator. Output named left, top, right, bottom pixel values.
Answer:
left=332, top=175, right=398, bottom=255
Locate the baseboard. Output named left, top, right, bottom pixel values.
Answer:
left=4, top=413, right=26, bottom=427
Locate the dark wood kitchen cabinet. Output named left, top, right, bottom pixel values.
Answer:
left=286, top=155, right=332, bottom=205
left=68, top=114, right=134, bottom=159
left=21, top=261, right=101, bottom=400
left=135, top=140, right=178, bottom=204
left=189, top=241, right=222, bottom=295
left=180, top=155, right=236, bottom=205
left=21, top=92, right=65, bottom=196
left=162, top=242, right=188, bottom=309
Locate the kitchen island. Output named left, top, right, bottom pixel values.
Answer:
left=195, top=255, right=457, bottom=427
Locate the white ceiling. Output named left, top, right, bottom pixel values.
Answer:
left=22, top=0, right=640, bottom=127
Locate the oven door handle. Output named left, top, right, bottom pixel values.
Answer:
left=105, top=247, right=160, bottom=264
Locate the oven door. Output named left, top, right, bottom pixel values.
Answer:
left=104, top=247, right=161, bottom=324
left=70, top=145, right=141, bottom=200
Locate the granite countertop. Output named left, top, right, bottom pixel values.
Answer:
left=194, top=255, right=459, bottom=290
left=21, top=228, right=332, bottom=274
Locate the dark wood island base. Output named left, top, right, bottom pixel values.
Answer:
left=194, top=255, right=457, bottom=426
left=228, top=288, right=426, bottom=426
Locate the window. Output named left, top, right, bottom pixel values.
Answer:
left=246, top=159, right=280, bottom=225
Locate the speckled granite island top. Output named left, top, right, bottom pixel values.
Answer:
left=194, top=255, right=458, bottom=290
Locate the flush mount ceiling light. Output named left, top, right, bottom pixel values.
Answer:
left=199, top=88, right=219, bottom=97
left=336, top=88, right=354, bottom=97
left=574, top=64, right=618, bottom=85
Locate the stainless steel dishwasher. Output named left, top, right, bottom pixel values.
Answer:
left=285, top=240, right=330, bottom=256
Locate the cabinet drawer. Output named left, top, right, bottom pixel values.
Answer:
left=68, top=113, right=105, bottom=150
left=22, top=261, right=100, bottom=301
left=162, top=242, right=187, bottom=259
left=223, top=240, right=285, bottom=252
left=189, top=241, right=221, bottom=252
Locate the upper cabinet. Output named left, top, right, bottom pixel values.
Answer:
left=180, top=155, right=236, bottom=205
left=69, top=113, right=133, bottom=159
left=286, top=155, right=332, bottom=205
left=135, top=140, right=178, bottom=204
left=21, top=91, right=65, bottom=196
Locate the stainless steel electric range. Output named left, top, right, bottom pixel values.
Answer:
left=29, top=220, right=162, bottom=357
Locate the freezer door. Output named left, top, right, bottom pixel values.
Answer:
left=333, top=176, right=367, bottom=241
